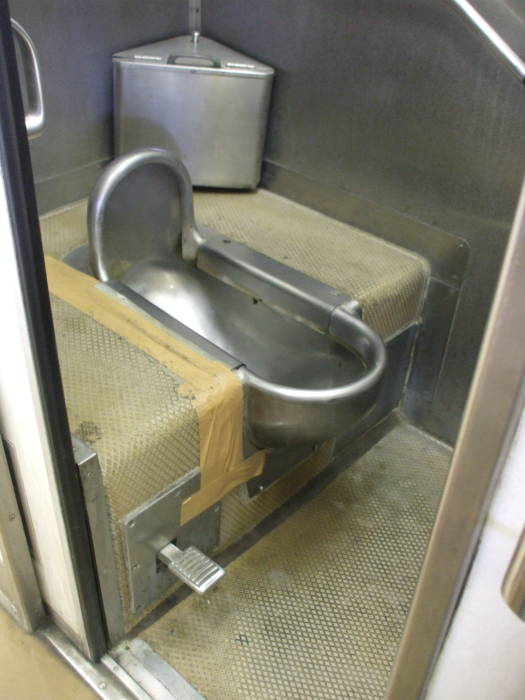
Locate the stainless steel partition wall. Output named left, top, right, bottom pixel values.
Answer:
left=202, top=0, right=525, bottom=442
left=454, top=0, right=525, bottom=74
left=447, top=0, right=525, bottom=81
left=9, top=0, right=186, bottom=213
left=7, top=0, right=525, bottom=441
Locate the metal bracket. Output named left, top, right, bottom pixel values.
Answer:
left=188, top=0, right=202, bottom=36
left=121, top=469, right=220, bottom=614
left=247, top=442, right=323, bottom=497
left=72, top=436, right=125, bottom=643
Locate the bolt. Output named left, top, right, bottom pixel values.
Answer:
left=8, top=513, right=16, bottom=521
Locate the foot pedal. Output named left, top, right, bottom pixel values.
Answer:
left=158, top=543, right=224, bottom=594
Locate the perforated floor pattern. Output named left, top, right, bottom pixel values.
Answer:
left=194, top=190, right=429, bottom=339
left=140, top=422, right=451, bottom=699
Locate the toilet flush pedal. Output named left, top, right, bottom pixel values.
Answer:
left=121, top=469, right=225, bottom=613
left=157, top=542, right=224, bottom=594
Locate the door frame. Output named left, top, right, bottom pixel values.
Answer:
left=387, top=175, right=525, bottom=698
left=0, top=3, right=105, bottom=659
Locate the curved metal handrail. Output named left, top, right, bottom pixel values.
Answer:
left=448, top=0, right=525, bottom=83
left=11, top=19, right=45, bottom=138
left=88, top=148, right=203, bottom=281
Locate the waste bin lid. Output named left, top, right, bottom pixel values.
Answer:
left=114, top=34, right=274, bottom=78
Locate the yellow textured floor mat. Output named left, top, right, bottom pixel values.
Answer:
left=140, top=422, right=450, bottom=700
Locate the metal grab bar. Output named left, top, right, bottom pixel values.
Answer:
left=11, top=19, right=45, bottom=138
left=448, top=0, right=525, bottom=83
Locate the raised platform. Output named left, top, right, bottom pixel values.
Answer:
left=40, top=190, right=430, bottom=639
left=40, top=189, right=429, bottom=340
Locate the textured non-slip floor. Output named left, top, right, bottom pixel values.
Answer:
left=50, top=294, right=200, bottom=630
left=141, top=422, right=451, bottom=700
left=194, top=190, right=429, bottom=339
left=40, top=193, right=430, bottom=642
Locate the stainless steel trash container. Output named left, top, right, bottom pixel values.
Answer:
left=113, top=34, right=274, bottom=189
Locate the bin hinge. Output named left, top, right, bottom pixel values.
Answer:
left=188, top=0, right=202, bottom=37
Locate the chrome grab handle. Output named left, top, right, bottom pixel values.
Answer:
left=448, top=0, right=525, bottom=83
left=11, top=19, right=45, bottom=138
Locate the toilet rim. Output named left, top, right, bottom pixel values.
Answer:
left=237, top=314, right=387, bottom=404
left=88, top=148, right=388, bottom=406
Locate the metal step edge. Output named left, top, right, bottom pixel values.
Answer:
left=109, top=638, right=204, bottom=700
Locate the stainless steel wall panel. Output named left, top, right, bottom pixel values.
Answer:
left=9, top=0, right=186, bottom=212
left=453, top=0, right=525, bottom=70
left=203, top=0, right=525, bottom=442
left=262, top=163, right=468, bottom=288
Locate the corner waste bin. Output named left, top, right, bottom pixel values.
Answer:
left=113, top=34, right=274, bottom=189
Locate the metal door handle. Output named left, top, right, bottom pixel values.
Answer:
left=11, top=19, right=45, bottom=138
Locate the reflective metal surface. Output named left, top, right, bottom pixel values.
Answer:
left=109, top=638, right=204, bottom=700
left=196, top=235, right=361, bottom=330
left=11, top=19, right=44, bottom=138
left=188, top=0, right=202, bottom=36
left=122, top=255, right=385, bottom=447
left=88, top=149, right=199, bottom=281
left=121, top=469, right=221, bottom=614
left=87, top=150, right=386, bottom=447
left=114, top=34, right=273, bottom=188
left=448, top=0, right=525, bottom=81
left=157, top=543, right=224, bottom=595
left=205, top=0, right=525, bottom=445
left=9, top=0, right=188, bottom=212
left=72, top=437, right=125, bottom=644
left=237, top=312, right=385, bottom=448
